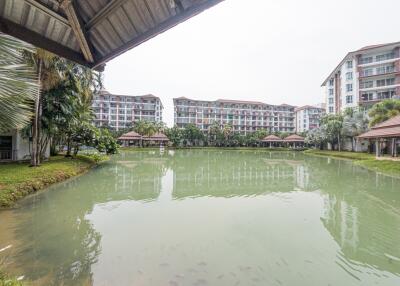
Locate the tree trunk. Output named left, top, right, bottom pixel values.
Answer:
left=30, top=59, right=42, bottom=167
left=337, top=134, right=341, bottom=152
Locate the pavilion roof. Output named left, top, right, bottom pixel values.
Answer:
left=358, top=115, right=400, bottom=139
left=261, top=135, right=282, bottom=142
left=143, top=132, right=169, bottom=141
left=283, top=134, right=305, bottom=142
left=0, top=0, right=224, bottom=70
left=118, top=131, right=141, bottom=140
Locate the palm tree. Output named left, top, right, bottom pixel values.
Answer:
left=368, top=99, right=400, bottom=127
left=0, top=33, right=38, bottom=132
left=342, top=110, right=369, bottom=151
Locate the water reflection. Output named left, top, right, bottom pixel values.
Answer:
left=0, top=150, right=399, bottom=285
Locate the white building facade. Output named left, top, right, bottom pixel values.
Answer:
left=295, top=105, right=325, bottom=133
left=0, top=130, right=50, bottom=162
left=173, top=97, right=296, bottom=134
left=92, top=90, right=163, bottom=130
left=322, top=42, right=400, bottom=114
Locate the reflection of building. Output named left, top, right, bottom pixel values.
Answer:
left=173, top=97, right=296, bottom=134
left=170, top=151, right=309, bottom=198
left=295, top=105, right=325, bottom=133
left=322, top=42, right=400, bottom=114
left=92, top=89, right=163, bottom=130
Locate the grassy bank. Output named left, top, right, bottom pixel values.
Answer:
left=0, top=271, right=22, bottom=286
left=0, top=154, right=107, bottom=208
left=304, top=150, right=400, bottom=177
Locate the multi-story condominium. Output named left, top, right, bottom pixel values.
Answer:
left=295, top=105, right=325, bottom=133
left=322, top=42, right=400, bottom=114
left=92, top=89, right=163, bottom=130
left=173, top=97, right=296, bottom=134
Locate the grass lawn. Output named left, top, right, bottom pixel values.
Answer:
left=304, top=149, right=400, bottom=178
left=0, top=155, right=104, bottom=208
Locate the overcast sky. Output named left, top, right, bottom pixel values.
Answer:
left=104, top=0, right=400, bottom=126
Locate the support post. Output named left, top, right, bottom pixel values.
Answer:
left=375, top=139, right=380, bottom=157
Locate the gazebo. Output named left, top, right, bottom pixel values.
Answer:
left=143, top=132, right=170, bottom=146
left=357, top=115, right=400, bottom=157
left=283, top=134, right=305, bottom=148
left=261, top=135, right=283, bottom=148
left=118, top=131, right=141, bottom=147
left=118, top=131, right=169, bottom=147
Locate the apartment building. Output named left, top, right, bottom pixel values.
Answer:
left=92, top=89, right=163, bottom=130
left=322, top=42, right=400, bottom=114
left=173, top=97, right=296, bottom=134
left=295, top=105, right=325, bottom=133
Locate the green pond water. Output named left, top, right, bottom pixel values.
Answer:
left=0, top=150, right=400, bottom=286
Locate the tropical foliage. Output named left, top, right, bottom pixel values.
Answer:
left=368, top=99, right=400, bottom=127
left=0, top=33, right=37, bottom=132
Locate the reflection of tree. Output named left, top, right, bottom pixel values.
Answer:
left=169, top=150, right=311, bottom=198
left=8, top=151, right=169, bottom=285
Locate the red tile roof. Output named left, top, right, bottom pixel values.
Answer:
left=283, top=134, right=305, bottom=142
left=358, top=115, right=400, bottom=139
left=261, top=135, right=283, bottom=142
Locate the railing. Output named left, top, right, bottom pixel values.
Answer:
left=0, top=150, right=12, bottom=160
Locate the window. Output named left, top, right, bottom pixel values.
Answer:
left=361, top=68, right=373, bottom=77
left=361, top=81, right=373, bottom=89
left=329, top=79, right=334, bottom=86
left=346, top=61, right=353, bottom=69
left=329, top=88, right=334, bottom=95
left=328, top=98, right=334, bottom=104
left=346, top=95, right=353, bottom=104
left=377, top=78, right=395, bottom=87
left=360, top=56, right=373, bottom=64
left=346, top=84, right=353, bottom=92
left=329, top=106, right=334, bottom=113
left=361, top=93, right=374, bottom=101
left=346, top=72, right=353, bottom=80
left=376, top=65, right=394, bottom=75
left=377, top=90, right=395, bottom=100
left=376, top=52, right=395, bottom=62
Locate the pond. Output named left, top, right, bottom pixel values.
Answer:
left=0, top=150, right=399, bottom=286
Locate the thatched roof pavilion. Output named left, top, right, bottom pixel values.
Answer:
left=261, top=134, right=283, bottom=142
left=143, top=132, right=169, bottom=142
left=358, top=115, right=400, bottom=157
left=118, top=131, right=141, bottom=141
left=283, top=134, right=305, bottom=143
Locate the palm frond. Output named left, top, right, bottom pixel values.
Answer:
left=0, top=33, right=38, bottom=132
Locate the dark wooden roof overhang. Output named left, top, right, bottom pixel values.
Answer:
left=0, top=0, right=224, bottom=71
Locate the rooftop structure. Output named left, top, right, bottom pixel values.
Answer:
left=92, top=89, right=163, bottom=130
left=0, top=0, right=224, bottom=69
left=173, top=97, right=296, bottom=134
left=322, top=42, right=400, bottom=114
left=358, top=115, right=400, bottom=157
left=294, top=105, right=325, bottom=133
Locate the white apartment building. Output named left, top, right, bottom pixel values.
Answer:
left=322, top=42, right=400, bottom=114
left=295, top=105, right=325, bottom=133
left=92, top=89, right=163, bottom=130
left=173, top=97, right=296, bottom=134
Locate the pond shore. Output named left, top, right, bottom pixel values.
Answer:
left=304, top=150, right=400, bottom=178
left=0, top=155, right=107, bottom=208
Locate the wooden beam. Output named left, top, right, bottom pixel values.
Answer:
left=92, top=0, right=225, bottom=69
left=173, top=0, right=185, bottom=12
left=61, top=0, right=94, bottom=63
left=25, top=0, right=70, bottom=26
left=0, top=17, right=89, bottom=66
left=85, top=0, right=126, bottom=30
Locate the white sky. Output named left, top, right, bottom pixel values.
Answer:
left=104, top=0, right=400, bottom=126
